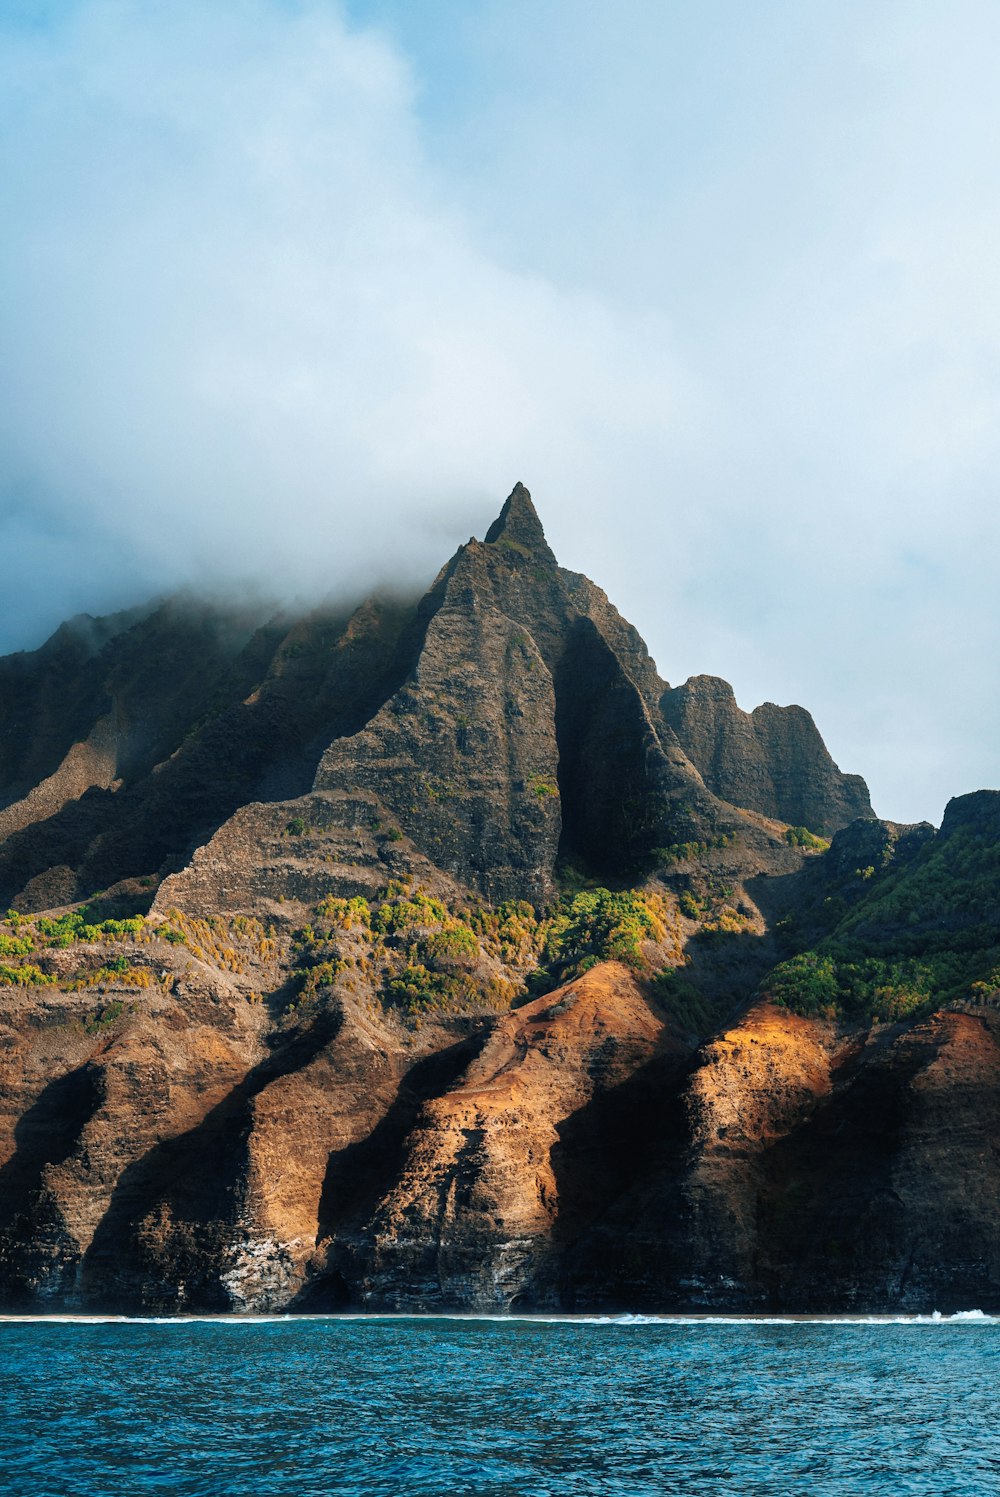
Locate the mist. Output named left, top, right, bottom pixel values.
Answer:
left=2, top=0, right=999, bottom=826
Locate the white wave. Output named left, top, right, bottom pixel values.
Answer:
left=1, top=1309, right=998, bottom=1327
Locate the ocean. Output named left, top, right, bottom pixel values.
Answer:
left=1, top=1313, right=997, bottom=1495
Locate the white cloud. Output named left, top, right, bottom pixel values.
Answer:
left=2, top=0, right=999, bottom=824
left=0, top=0, right=692, bottom=618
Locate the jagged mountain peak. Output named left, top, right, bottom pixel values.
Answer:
left=6, top=483, right=996, bottom=1323
left=483, top=481, right=556, bottom=565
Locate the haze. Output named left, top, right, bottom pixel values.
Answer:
left=1, top=0, right=998, bottom=826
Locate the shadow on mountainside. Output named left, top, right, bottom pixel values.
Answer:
left=77, top=1009, right=345, bottom=1311
left=544, top=1047, right=691, bottom=1311
left=290, top=1032, right=488, bottom=1311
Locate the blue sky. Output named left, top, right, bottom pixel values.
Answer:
left=2, top=0, right=999, bottom=824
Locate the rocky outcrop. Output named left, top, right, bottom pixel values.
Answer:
left=314, top=535, right=563, bottom=906
left=154, top=789, right=464, bottom=920
left=0, top=944, right=677, bottom=1312
left=590, top=1000, right=1000, bottom=1312
left=319, top=962, right=681, bottom=1310
left=661, top=674, right=872, bottom=834
left=0, top=714, right=122, bottom=844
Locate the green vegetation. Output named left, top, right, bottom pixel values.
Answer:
left=84, top=1000, right=129, bottom=1032
left=784, top=826, right=831, bottom=851
left=0, top=962, right=54, bottom=987
left=540, top=887, right=667, bottom=980
left=0, top=909, right=147, bottom=971
left=495, top=537, right=532, bottom=560
left=289, top=880, right=498, bottom=1017
left=316, top=895, right=372, bottom=930
left=528, top=776, right=559, bottom=800
left=678, top=889, right=707, bottom=920
left=651, top=967, right=717, bottom=1035
left=284, top=817, right=308, bottom=837
left=653, top=833, right=734, bottom=866
left=0, top=934, right=34, bottom=957
left=0, top=906, right=283, bottom=996
left=287, top=877, right=680, bottom=1019
left=34, top=911, right=145, bottom=947
left=767, top=817, right=1000, bottom=1020
left=768, top=952, right=937, bottom=1022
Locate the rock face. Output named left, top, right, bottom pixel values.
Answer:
left=0, top=594, right=426, bottom=911
left=158, top=487, right=818, bottom=921
left=3, top=483, right=998, bottom=1315
left=662, top=674, right=873, bottom=834
left=2, top=484, right=863, bottom=916
left=5, top=944, right=1000, bottom=1315
left=578, top=999, right=1000, bottom=1312
left=323, top=962, right=680, bottom=1311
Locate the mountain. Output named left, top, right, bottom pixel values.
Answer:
left=0, top=484, right=997, bottom=1314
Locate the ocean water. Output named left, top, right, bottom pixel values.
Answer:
left=1, top=1313, right=999, bottom=1496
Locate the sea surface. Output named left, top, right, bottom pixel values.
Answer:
left=1, top=1312, right=998, bottom=1496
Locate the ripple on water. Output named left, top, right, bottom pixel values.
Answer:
left=0, top=1315, right=999, bottom=1496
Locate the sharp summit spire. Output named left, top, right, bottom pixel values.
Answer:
left=484, top=482, right=557, bottom=566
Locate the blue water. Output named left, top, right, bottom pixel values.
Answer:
left=1, top=1314, right=999, bottom=1496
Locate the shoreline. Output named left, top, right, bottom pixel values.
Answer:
left=0, top=1308, right=995, bottom=1326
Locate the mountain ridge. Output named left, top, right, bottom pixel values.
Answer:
left=0, top=483, right=997, bottom=1315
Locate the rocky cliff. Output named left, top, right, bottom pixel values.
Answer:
left=1, top=484, right=997, bottom=1314
left=661, top=674, right=872, bottom=834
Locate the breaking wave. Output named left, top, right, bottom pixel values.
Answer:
left=1, top=1308, right=997, bottom=1326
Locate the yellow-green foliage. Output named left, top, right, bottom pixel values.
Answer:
left=678, top=889, right=707, bottom=920
left=652, top=967, right=718, bottom=1035
left=373, top=887, right=450, bottom=935
left=316, top=895, right=371, bottom=931
left=419, top=925, right=479, bottom=971
left=528, top=776, right=559, bottom=799
left=784, top=826, right=831, bottom=851
left=766, top=817, right=1000, bottom=1020
left=0, top=962, right=54, bottom=988
left=970, top=968, right=1000, bottom=1005
left=156, top=909, right=275, bottom=972
left=84, top=999, right=132, bottom=1033
left=467, top=899, right=539, bottom=965
left=297, top=958, right=345, bottom=1002
left=372, top=885, right=485, bottom=1013
left=0, top=902, right=286, bottom=1000
left=68, top=960, right=157, bottom=992
left=0, top=933, right=33, bottom=957
left=768, top=952, right=935, bottom=1022
left=229, top=915, right=279, bottom=961
left=654, top=834, right=734, bottom=866
left=1, top=909, right=147, bottom=953
left=290, top=881, right=538, bottom=1017
left=540, top=886, right=669, bottom=982
left=700, top=908, right=754, bottom=939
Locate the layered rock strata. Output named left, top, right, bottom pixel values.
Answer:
left=5, top=484, right=996, bottom=1317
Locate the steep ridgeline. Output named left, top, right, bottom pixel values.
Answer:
left=0, top=593, right=431, bottom=912
left=156, top=486, right=851, bottom=919
left=11, top=483, right=1000, bottom=1317
left=0, top=486, right=869, bottom=918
